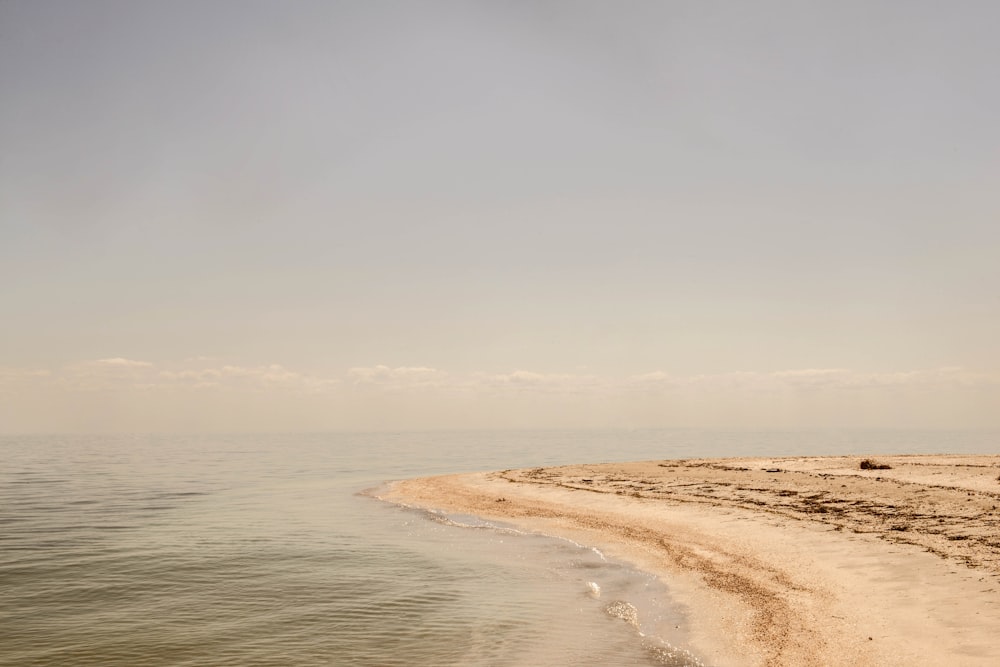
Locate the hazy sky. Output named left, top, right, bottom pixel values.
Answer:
left=2, top=1, right=998, bottom=432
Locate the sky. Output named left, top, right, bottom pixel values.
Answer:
left=1, top=0, right=998, bottom=433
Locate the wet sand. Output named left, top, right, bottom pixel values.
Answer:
left=385, top=455, right=1000, bottom=666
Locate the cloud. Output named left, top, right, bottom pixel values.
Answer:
left=0, top=368, right=51, bottom=379
left=627, top=370, right=761, bottom=391
left=632, top=371, right=669, bottom=383
left=88, top=358, right=154, bottom=368
left=33, top=360, right=1000, bottom=397
left=491, top=370, right=550, bottom=385
left=2, top=358, right=997, bottom=433
left=8, top=359, right=997, bottom=397
left=53, top=358, right=159, bottom=391
left=159, top=369, right=223, bottom=382
left=160, top=363, right=339, bottom=393
left=344, top=366, right=609, bottom=395
left=476, top=370, right=605, bottom=394
left=27, top=358, right=340, bottom=394
left=348, top=365, right=449, bottom=389
left=624, top=366, right=998, bottom=394
left=0, top=367, right=51, bottom=392
left=771, top=368, right=849, bottom=384
left=767, top=367, right=995, bottom=391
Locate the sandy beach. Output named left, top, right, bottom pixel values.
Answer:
left=386, top=455, right=1000, bottom=666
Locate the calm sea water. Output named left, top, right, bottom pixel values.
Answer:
left=2, top=430, right=997, bottom=666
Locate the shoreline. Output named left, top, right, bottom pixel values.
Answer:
left=383, top=454, right=1000, bottom=666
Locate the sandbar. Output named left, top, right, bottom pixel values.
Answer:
left=384, top=454, right=1000, bottom=666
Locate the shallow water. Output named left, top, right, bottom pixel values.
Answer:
left=2, top=430, right=996, bottom=665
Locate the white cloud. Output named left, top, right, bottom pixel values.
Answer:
left=494, top=370, right=549, bottom=385
left=477, top=370, right=605, bottom=394
left=766, top=367, right=995, bottom=391
left=23, top=359, right=339, bottom=394
left=11, top=360, right=998, bottom=397
left=159, top=369, right=222, bottom=381
left=165, top=363, right=339, bottom=393
left=52, top=358, right=159, bottom=391
left=0, top=367, right=51, bottom=392
left=348, top=365, right=448, bottom=388
left=345, top=366, right=608, bottom=395
left=623, top=366, right=998, bottom=394
left=89, top=358, right=154, bottom=368
left=0, top=368, right=50, bottom=378
left=2, top=358, right=998, bottom=432
left=632, top=371, right=669, bottom=383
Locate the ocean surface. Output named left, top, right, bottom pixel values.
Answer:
left=2, top=429, right=997, bottom=666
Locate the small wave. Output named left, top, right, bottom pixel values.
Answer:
left=642, top=639, right=706, bottom=667
left=539, top=534, right=608, bottom=561
left=428, top=512, right=527, bottom=536
left=605, top=600, right=639, bottom=628
left=355, top=482, right=391, bottom=499
left=606, top=601, right=706, bottom=666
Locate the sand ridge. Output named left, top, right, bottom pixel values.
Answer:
left=385, top=454, right=1000, bottom=666
left=509, top=455, right=1000, bottom=573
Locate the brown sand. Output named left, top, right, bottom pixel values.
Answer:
left=384, top=454, right=1000, bottom=666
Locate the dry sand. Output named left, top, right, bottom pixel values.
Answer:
left=385, top=454, right=1000, bottom=666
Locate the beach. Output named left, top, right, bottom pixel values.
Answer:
left=386, top=454, right=1000, bottom=666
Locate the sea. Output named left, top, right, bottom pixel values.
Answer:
left=2, top=429, right=997, bottom=666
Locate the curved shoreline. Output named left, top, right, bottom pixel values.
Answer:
left=383, top=454, right=1000, bottom=666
